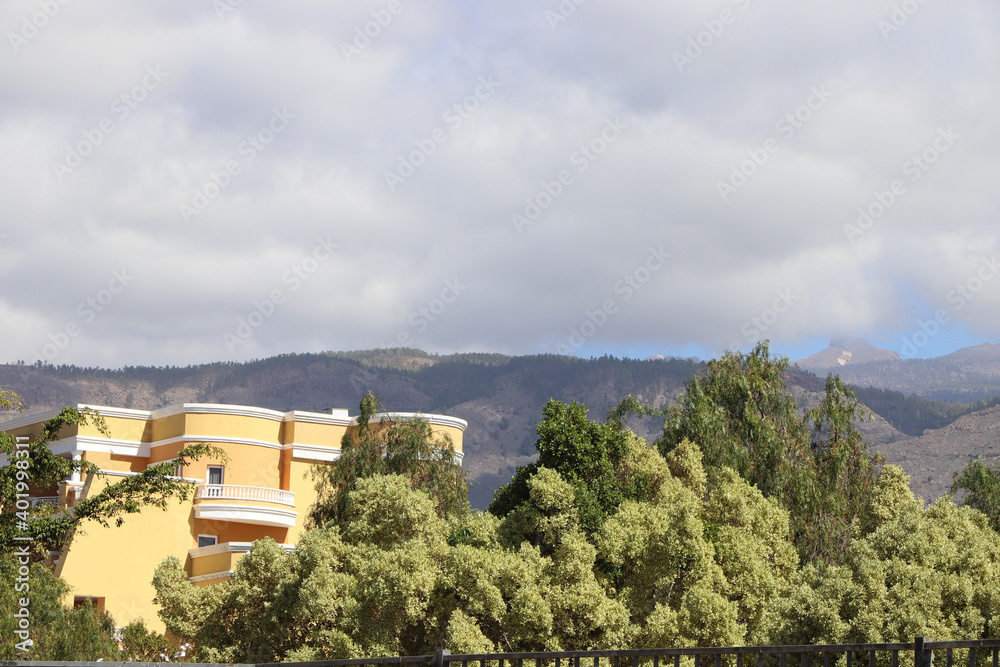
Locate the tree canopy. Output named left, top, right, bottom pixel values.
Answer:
left=309, top=391, right=469, bottom=528
left=657, top=342, right=882, bottom=562
left=489, top=399, right=640, bottom=535
left=953, top=458, right=1000, bottom=532
left=1, top=405, right=225, bottom=560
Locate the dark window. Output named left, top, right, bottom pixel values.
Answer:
left=207, top=466, right=224, bottom=485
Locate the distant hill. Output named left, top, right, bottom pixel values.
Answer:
left=795, top=336, right=900, bottom=370
left=876, top=405, right=1000, bottom=502
left=814, top=342, right=1000, bottom=402
left=4, top=344, right=1000, bottom=508
left=0, top=352, right=703, bottom=509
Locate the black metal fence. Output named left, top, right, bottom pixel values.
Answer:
left=3, top=637, right=999, bottom=667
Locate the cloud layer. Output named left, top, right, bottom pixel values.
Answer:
left=2, top=0, right=998, bottom=367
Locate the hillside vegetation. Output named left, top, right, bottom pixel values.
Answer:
left=3, top=347, right=1000, bottom=507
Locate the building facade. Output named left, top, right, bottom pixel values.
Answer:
left=0, top=403, right=466, bottom=632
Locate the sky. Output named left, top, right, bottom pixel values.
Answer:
left=1, top=1, right=998, bottom=369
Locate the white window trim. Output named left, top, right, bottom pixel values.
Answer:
left=196, top=534, right=218, bottom=548
left=207, top=465, right=224, bottom=485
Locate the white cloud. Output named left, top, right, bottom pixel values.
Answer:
left=1, top=0, right=998, bottom=366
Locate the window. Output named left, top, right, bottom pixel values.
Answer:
left=197, top=535, right=218, bottom=548
left=73, top=596, right=105, bottom=612
left=207, top=466, right=224, bottom=485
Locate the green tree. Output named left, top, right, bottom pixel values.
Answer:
left=952, top=458, right=1000, bottom=532
left=310, top=392, right=468, bottom=528
left=657, top=342, right=882, bottom=562
left=1, top=405, right=225, bottom=559
left=777, top=465, right=1000, bottom=644
left=489, top=399, right=639, bottom=535
left=154, top=441, right=804, bottom=659
left=155, top=474, right=453, bottom=661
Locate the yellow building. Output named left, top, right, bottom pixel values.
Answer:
left=0, top=403, right=466, bottom=632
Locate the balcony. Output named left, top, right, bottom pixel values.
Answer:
left=193, top=484, right=297, bottom=528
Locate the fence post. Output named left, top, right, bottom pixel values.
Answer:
left=436, top=648, right=452, bottom=667
left=915, top=637, right=932, bottom=667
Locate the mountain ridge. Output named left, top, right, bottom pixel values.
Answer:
left=4, top=343, right=1000, bottom=507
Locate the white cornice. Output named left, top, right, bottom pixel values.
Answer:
left=193, top=504, right=298, bottom=528
left=79, top=405, right=154, bottom=420
left=3, top=404, right=467, bottom=432
left=49, top=436, right=148, bottom=457
left=285, top=443, right=343, bottom=462
left=0, top=407, right=68, bottom=431
left=283, top=410, right=352, bottom=426
left=188, top=541, right=294, bottom=559
left=46, top=434, right=292, bottom=456
left=360, top=412, right=468, bottom=431
left=188, top=541, right=253, bottom=558
left=152, top=403, right=288, bottom=421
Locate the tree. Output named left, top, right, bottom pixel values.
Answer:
left=0, top=552, right=174, bottom=660
left=657, top=342, right=882, bottom=562
left=309, top=391, right=469, bottom=528
left=489, top=399, right=640, bottom=535
left=0, top=391, right=218, bottom=659
left=777, top=466, right=1000, bottom=645
left=154, top=439, right=803, bottom=660
left=1, top=404, right=226, bottom=560
left=952, top=459, right=1000, bottom=532
left=155, top=474, right=454, bottom=661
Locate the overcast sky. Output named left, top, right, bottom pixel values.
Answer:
left=2, top=1, right=998, bottom=368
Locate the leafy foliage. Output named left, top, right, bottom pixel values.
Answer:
left=0, top=554, right=172, bottom=661
left=157, top=441, right=802, bottom=661
left=1, top=404, right=226, bottom=558
left=953, top=459, right=1000, bottom=532
left=310, top=391, right=469, bottom=528
left=778, top=467, right=1000, bottom=644
left=656, top=342, right=882, bottom=563
left=489, top=399, right=640, bottom=535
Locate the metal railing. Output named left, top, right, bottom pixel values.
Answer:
left=275, top=638, right=1000, bottom=667
left=1, top=637, right=997, bottom=667
left=28, top=496, right=59, bottom=508
left=194, top=484, right=295, bottom=506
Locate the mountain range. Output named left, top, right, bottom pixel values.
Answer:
left=1, top=338, right=999, bottom=508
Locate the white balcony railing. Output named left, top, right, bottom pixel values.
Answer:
left=195, top=484, right=295, bottom=506
left=29, top=496, right=59, bottom=508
